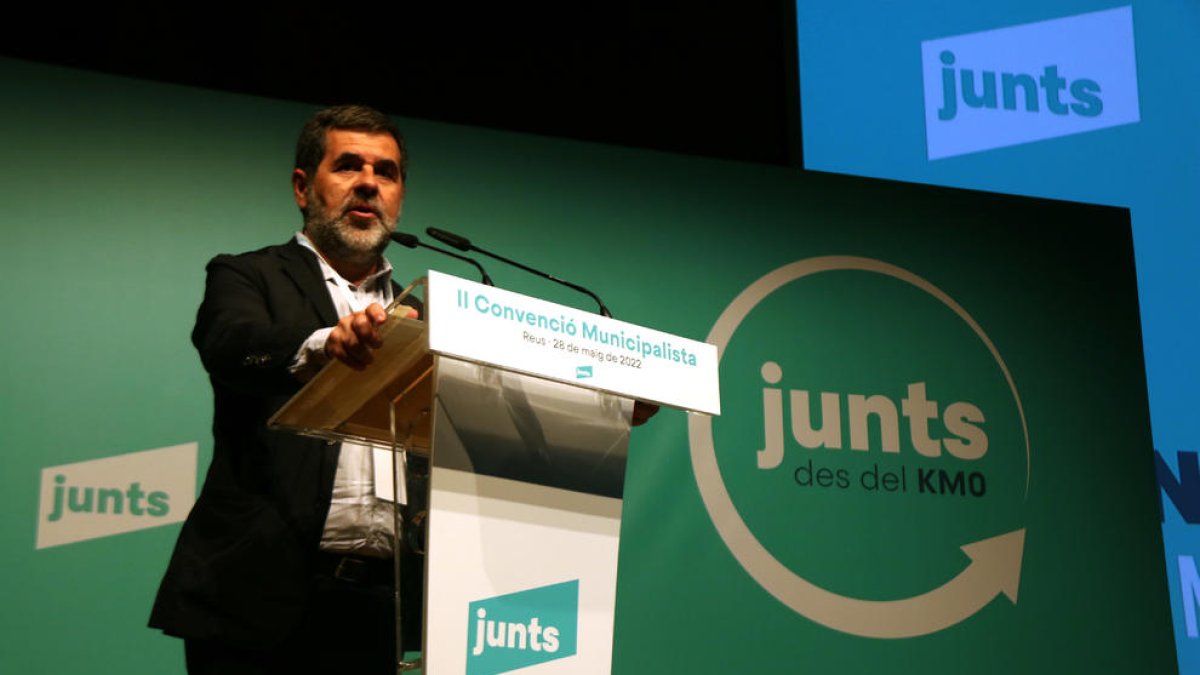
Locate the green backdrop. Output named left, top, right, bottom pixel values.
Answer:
left=0, top=58, right=1173, bottom=673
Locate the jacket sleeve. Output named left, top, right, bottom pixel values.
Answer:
left=191, top=253, right=325, bottom=397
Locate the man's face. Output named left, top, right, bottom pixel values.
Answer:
left=293, top=129, right=405, bottom=267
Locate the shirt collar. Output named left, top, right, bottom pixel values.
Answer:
left=294, top=232, right=394, bottom=289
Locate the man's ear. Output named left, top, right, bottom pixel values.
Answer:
left=292, top=168, right=309, bottom=211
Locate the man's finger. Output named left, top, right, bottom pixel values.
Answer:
left=351, top=311, right=383, bottom=348
left=366, top=303, right=389, bottom=324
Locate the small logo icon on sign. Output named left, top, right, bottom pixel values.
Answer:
left=576, top=365, right=593, bottom=379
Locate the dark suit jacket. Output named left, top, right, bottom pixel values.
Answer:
left=150, top=239, right=420, bottom=648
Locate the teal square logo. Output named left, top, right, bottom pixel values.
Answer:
left=466, top=579, right=579, bottom=674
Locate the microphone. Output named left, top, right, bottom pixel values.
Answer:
left=425, top=227, right=612, bottom=318
left=389, top=231, right=494, bottom=286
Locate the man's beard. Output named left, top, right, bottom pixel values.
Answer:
left=302, top=188, right=397, bottom=268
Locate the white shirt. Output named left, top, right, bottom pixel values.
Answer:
left=291, top=232, right=397, bottom=558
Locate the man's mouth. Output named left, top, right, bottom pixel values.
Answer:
left=344, top=203, right=381, bottom=221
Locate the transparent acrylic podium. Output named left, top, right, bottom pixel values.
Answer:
left=271, top=271, right=719, bottom=674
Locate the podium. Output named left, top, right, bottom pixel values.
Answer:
left=270, top=270, right=719, bottom=674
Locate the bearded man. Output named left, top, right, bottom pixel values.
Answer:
left=150, top=105, right=424, bottom=675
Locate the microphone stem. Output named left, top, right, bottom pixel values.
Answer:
left=418, top=243, right=494, bottom=286
left=472, top=246, right=611, bottom=317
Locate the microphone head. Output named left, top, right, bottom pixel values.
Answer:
left=389, top=231, right=419, bottom=248
left=426, top=227, right=471, bottom=251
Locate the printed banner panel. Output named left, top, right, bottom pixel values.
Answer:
left=0, top=57, right=1174, bottom=674
left=796, top=3, right=1197, bottom=668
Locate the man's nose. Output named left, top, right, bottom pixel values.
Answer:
left=353, top=167, right=380, bottom=196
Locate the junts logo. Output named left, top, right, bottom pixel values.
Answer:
left=690, top=257, right=1029, bottom=638
left=466, top=579, right=579, bottom=675
left=921, top=6, right=1140, bottom=159
left=36, top=443, right=196, bottom=549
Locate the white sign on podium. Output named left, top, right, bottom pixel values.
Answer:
left=427, top=270, right=720, bottom=416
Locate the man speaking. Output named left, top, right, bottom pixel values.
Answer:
left=150, top=104, right=423, bottom=674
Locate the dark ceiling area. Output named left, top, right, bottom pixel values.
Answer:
left=1, top=3, right=801, bottom=167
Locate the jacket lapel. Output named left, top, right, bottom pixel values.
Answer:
left=278, top=239, right=339, bottom=327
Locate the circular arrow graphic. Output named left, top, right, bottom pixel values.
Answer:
left=690, top=409, right=1026, bottom=638
left=689, top=257, right=1032, bottom=638
left=766, top=529, right=1026, bottom=639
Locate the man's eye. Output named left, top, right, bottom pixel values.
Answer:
left=332, top=157, right=363, bottom=173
